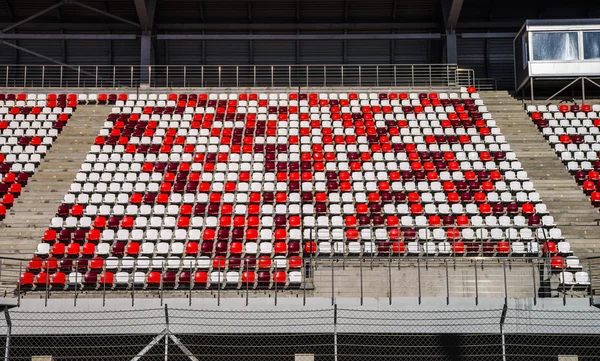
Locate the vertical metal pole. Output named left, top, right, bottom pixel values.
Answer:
left=429, top=64, right=432, bottom=90
left=4, top=307, right=11, bottom=361
left=394, top=65, right=397, bottom=86
left=219, top=66, right=222, bottom=87
left=376, top=65, right=379, bottom=87
left=236, top=65, right=239, bottom=87
left=306, top=65, right=308, bottom=87
left=113, top=66, right=116, bottom=87
left=41, top=65, right=45, bottom=87
left=5, top=65, right=8, bottom=88
left=201, top=66, right=204, bottom=87
left=302, top=258, right=306, bottom=306
left=503, top=261, right=508, bottom=304
left=474, top=260, right=479, bottom=305
left=359, top=260, right=363, bottom=306
left=411, top=65, right=415, bottom=88
left=23, top=66, right=27, bottom=88
left=165, top=65, right=169, bottom=87
left=333, top=304, right=338, bottom=361
left=530, top=78, right=534, bottom=103
left=388, top=258, right=392, bottom=305
left=59, top=66, right=63, bottom=88
left=324, top=65, right=327, bottom=87
left=254, top=66, right=257, bottom=87
left=16, top=263, right=21, bottom=307
left=189, top=263, right=193, bottom=307
left=331, top=259, right=335, bottom=306
left=358, top=65, right=361, bottom=87
left=562, top=266, right=566, bottom=306
left=164, top=304, right=169, bottom=361
left=274, top=258, right=278, bottom=306
left=500, top=304, right=508, bottom=361
left=531, top=261, right=537, bottom=306
left=445, top=259, right=450, bottom=305
left=341, top=65, right=344, bottom=87
left=182, top=65, right=186, bottom=87
left=217, top=264, right=221, bottom=306
left=288, top=65, right=291, bottom=87
left=589, top=263, right=594, bottom=307
left=131, top=265, right=135, bottom=307
left=95, top=66, right=99, bottom=87
left=582, top=77, right=586, bottom=103
left=417, top=257, right=422, bottom=305
left=271, top=65, right=274, bottom=87
left=246, top=260, right=249, bottom=307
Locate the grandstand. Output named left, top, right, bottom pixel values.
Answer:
left=0, top=1, right=600, bottom=360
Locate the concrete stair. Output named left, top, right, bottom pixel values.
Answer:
left=482, top=91, right=600, bottom=259
left=0, top=106, right=108, bottom=293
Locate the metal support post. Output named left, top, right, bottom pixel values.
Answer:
left=333, top=304, right=338, bottom=361
left=500, top=303, right=508, bottom=361
left=140, top=31, right=152, bottom=87
left=4, top=307, right=11, bottom=361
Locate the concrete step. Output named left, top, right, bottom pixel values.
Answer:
left=0, top=106, right=109, bottom=258
left=482, top=91, right=600, bottom=257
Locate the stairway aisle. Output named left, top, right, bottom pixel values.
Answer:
left=0, top=106, right=109, bottom=293
left=482, top=91, right=600, bottom=258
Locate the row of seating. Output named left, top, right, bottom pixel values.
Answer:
left=35, top=239, right=569, bottom=259
left=529, top=104, right=600, bottom=207
left=0, top=104, right=74, bottom=215
left=20, top=269, right=303, bottom=291
left=22, top=89, right=571, bottom=291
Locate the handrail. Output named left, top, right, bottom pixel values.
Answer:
left=0, top=64, right=474, bottom=89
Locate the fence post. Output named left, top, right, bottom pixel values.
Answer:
left=331, top=259, right=335, bottom=306
left=445, top=259, right=450, bottom=305
left=500, top=304, right=508, bottom=361
left=503, top=261, right=508, bottom=304
left=388, top=258, right=392, bottom=305
left=333, top=304, right=338, bottom=361
left=474, top=260, right=479, bottom=305
left=164, top=304, right=169, bottom=361
left=532, top=261, right=537, bottom=306
left=589, top=263, right=594, bottom=307
left=417, top=257, right=422, bottom=305
left=4, top=307, right=11, bottom=361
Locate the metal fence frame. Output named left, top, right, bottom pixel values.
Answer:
left=0, top=305, right=599, bottom=360
left=0, top=64, right=474, bottom=89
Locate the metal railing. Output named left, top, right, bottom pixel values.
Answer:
left=0, top=252, right=593, bottom=308
left=0, top=64, right=474, bottom=89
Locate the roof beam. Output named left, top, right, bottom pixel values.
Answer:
left=0, top=20, right=535, bottom=32
left=4, top=0, right=13, bottom=21
left=0, top=39, right=68, bottom=65
left=158, top=33, right=442, bottom=40
left=442, top=0, right=464, bottom=30
left=1, top=0, right=65, bottom=33
left=134, top=0, right=157, bottom=30
left=198, top=0, right=204, bottom=22
left=71, top=0, right=140, bottom=28
left=0, top=33, right=137, bottom=39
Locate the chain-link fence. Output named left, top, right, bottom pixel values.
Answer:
left=0, top=305, right=599, bottom=361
